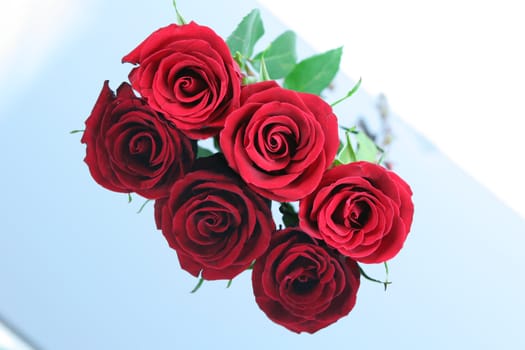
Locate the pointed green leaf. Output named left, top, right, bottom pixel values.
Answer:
left=337, top=143, right=354, bottom=165
left=137, top=199, right=151, bottom=214
left=226, top=9, right=264, bottom=58
left=171, top=0, right=186, bottom=25
left=259, top=55, right=270, bottom=81
left=355, top=131, right=380, bottom=162
left=336, top=130, right=357, bottom=165
left=253, top=31, right=297, bottom=79
left=284, top=47, right=342, bottom=94
left=190, top=276, right=204, bottom=293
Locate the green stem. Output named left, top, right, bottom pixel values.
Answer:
left=358, top=264, right=391, bottom=291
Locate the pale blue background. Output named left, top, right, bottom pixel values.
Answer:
left=1, top=1, right=524, bottom=349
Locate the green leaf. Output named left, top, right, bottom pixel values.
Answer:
left=171, top=0, right=186, bottom=25
left=336, top=130, right=357, bottom=165
left=331, top=77, right=362, bottom=107
left=69, top=129, right=84, bottom=134
left=253, top=31, right=297, bottom=79
left=197, top=146, right=214, bottom=158
left=259, top=55, right=270, bottom=81
left=127, top=193, right=132, bottom=203
left=226, top=279, right=233, bottom=288
left=334, top=129, right=383, bottom=166
left=226, top=9, right=264, bottom=58
left=355, top=131, right=380, bottom=162
left=284, top=47, right=342, bottom=94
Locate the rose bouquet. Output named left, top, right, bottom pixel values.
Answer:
left=75, top=2, right=414, bottom=334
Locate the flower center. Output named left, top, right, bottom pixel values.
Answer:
left=195, top=210, right=232, bottom=236
left=263, top=124, right=296, bottom=156
left=174, top=69, right=207, bottom=103
left=289, top=265, right=319, bottom=294
left=129, top=133, right=155, bottom=164
left=345, top=199, right=370, bottom=229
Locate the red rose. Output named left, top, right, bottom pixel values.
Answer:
left=220, top=81, right=339, bottom=202
left=155, top=155, right=275, bottom=280
left=299, top=161, right=414, bottom=263
left=122, top=22, right=241, bottom=140
left=252, top=227, right=360, bottom=333
left=81, top=81, right=195, bottom=199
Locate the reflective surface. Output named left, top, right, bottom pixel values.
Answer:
left=0, top=319, right=37, bottom=350
left=1, top=1, right=524, bottom=349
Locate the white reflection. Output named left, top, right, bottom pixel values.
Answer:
left=0, top=321, right=35, bottom=350
left=0, top=0, right=90, bottom=114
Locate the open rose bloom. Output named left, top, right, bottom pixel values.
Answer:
left=252, top=228, right=361, bottom=333
left=154, top=155, right=274, bottom=280
left=220, top=81, right=339, bottom=202
left=79, top=10, right=414, bottom=334
left=122, top=22, right=241, bottom=140
left=299, top=161, right=414, bottom=264
left=81, top=81, right=196, bottom=199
